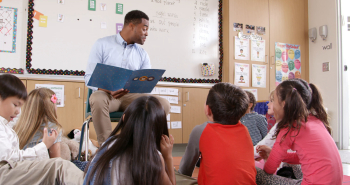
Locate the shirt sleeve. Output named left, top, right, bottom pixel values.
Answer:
left=253, top=123, right=278, bottom=158
left=178, top=123, right=206, bottom=176
left=257, top=116, right=268, bottom=139
left=263, top=128, right=296, bottom=174
left=140, top=52, right=151, bottom=69
left=0, top=125, right=49, bottom=162
left=85, top=39, right=103, bottom=91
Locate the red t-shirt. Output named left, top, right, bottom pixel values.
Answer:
left=198, top=122, right=257, bottom=185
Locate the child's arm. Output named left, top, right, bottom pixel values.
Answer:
left=160, top=135, right=175, bottom=185
left=0, top=127, right=55, bottom=161
left=254, top=123, right=278, bottom=159
left=257, top=116, right=268, bottom=138
left=49, top=142, right=61, bottom=158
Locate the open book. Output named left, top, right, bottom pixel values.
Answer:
left=87, top=63, right=166, bottom=93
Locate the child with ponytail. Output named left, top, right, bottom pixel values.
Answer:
left=256, top=79, right=342, bottom=184
left=14, top=88, right=63, bottom=158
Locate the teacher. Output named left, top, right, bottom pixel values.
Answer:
left=85, top=10, right=170, bottom=145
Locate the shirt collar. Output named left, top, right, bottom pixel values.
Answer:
left=0, top=116, right=8, bottom=125
left=116, top=33, right=134, bottom=48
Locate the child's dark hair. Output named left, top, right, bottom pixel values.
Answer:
left=86, top=96, right=168, bottom=185
left=0, top=74, right=27, bottom=100
left=294, top=78, right=331, bottom=134
left=245, top=91, right=256, bottom=111
left=124, top=10, right=149, bottom=25
left=274, top=79, right=330, bottom=141
left=206, top=83, right=249, bottom=125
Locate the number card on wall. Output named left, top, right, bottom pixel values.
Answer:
left=0, top=7, right=18, bottom=53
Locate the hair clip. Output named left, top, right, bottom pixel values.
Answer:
left=293, top=88, right=297, bottom=91
left=51, top=94, right=57, bottom=104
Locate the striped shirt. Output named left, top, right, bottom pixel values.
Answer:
left=240, top=112, right=268, bottom=146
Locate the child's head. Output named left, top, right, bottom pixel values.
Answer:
left=88, top=96, right=168, bottom=185
left=273, top=79, right=330, bottom=140
left=14, top=88, right=61, bottom=149
left=206, top=83, right=249, bottom=125
left=267, top=90, right=275, bottom=115
left=245, top=91, right=256, bottom=112
left=0, top=74, right=27, bottom=122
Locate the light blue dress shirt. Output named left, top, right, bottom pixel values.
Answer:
left=85, top=33, right=151, bottom=91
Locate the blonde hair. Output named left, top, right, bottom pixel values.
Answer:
left=14, top=88, right=62, bottom=149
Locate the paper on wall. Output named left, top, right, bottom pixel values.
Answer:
left=57, top=14, right=64, bottom=22
left=167, top=122, right=171, bottom=129
left=167, top=114, right=170, bottom=121
left=160, top=96, right=178, bottom=104
left=251, top=40, right=265, bottom=62
left=170, top=106, right=181, bottom=114
left=234, top=63, right=250, bottom=87
left=167, top=88, right=178, bottom=96
left=101, top=3, right=107, bottom=11
left=252, top=64, right=267, bottom=88
left=39, top=15, right=48, bottom=27
left=235, top=36, right=249, bottom=60
left=171, top=121, right=182, bottom=129
left=35, top=84, right=65, bottom=107
left=150, top=87, right=160, bottom=95
left=101, top=22, right=107, bottom=29
left=159, top=88, right=168, bottom=95
left=244, top=89, right=258, bottom=101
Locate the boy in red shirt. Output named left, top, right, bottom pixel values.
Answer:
left=179, top=83, right=257, bottom=184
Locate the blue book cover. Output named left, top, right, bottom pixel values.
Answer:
left=87, top=63, right=166, bottom=93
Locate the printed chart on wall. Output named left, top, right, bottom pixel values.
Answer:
left=35, top=84, right=65, bottom=107
left=235, top=36, right=249, bottom=60
left=234, top=63, right=249, bottom=87
left=275, top=42, right=301, bottom=86
left=251, top=40, right=265, bottom=62
left=0, top=7, right=18, bottom=53
left=252, top=64, right=266, bottom=88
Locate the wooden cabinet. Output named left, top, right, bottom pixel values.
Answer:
left=182, top=88, right=210, bottom=143
left=222, top=0, right=309, bottom=98
left=269, top=0, right=309, bottom=91
left=166, top=87, right=183, bottom=144
left=21, top=80, right=26, bottom=88
left=27, top=80, right=85, bottom=136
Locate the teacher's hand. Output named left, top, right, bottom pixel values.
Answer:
left=111, top=89, right=129, bottom=99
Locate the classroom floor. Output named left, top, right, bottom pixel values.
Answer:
left=173, top=145, right=350, bottom=182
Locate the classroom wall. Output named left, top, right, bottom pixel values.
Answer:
left=308, top=0, right=339, bottom=142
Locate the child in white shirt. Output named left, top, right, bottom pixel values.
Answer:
left=0, top=74, right=83, bottom=184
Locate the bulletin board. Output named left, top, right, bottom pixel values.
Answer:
left=26, top=0, right=223, bottom=83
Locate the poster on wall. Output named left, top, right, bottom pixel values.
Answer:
left=235, top=36, right=249, bottom=60
left=35, top=84, right=65, bottom=107
left=275, top=42, right=301, bottom=86
left=244, top=89, right=258, bottom=101
left=251, top=40, right=265, bottom=62
left=0, top=7, right=18, bottom=53
left=252, top=64, right=266, bottom=88
left=234, top=63, right=250, bottom=87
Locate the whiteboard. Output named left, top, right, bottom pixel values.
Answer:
left=29, top=0, right=220, bottom=80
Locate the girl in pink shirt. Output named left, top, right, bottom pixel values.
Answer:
left=256, top=79, right=343, bottom=185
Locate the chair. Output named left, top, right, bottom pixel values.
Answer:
left=85, top=89, right=123, bottom=122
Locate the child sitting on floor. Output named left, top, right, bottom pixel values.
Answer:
left=84, top=96, right=176, bottom=185
left=179, top=83, right=256, bottom=184
left=256, top=79, right=343, bottom=184
left=0, top=74, right=83, bottom=184
left=240, top=91, right=268, bottom=146
left=14, top=88, right=63, bottom=158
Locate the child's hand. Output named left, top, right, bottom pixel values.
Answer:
left=42, top=128, right=58, bottom=149
left=256, top=145, right=272, bottom=160
left=160, top=134, right=174, bottom=159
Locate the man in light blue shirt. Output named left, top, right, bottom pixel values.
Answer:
left=85, top=10, right=170, bottom=145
